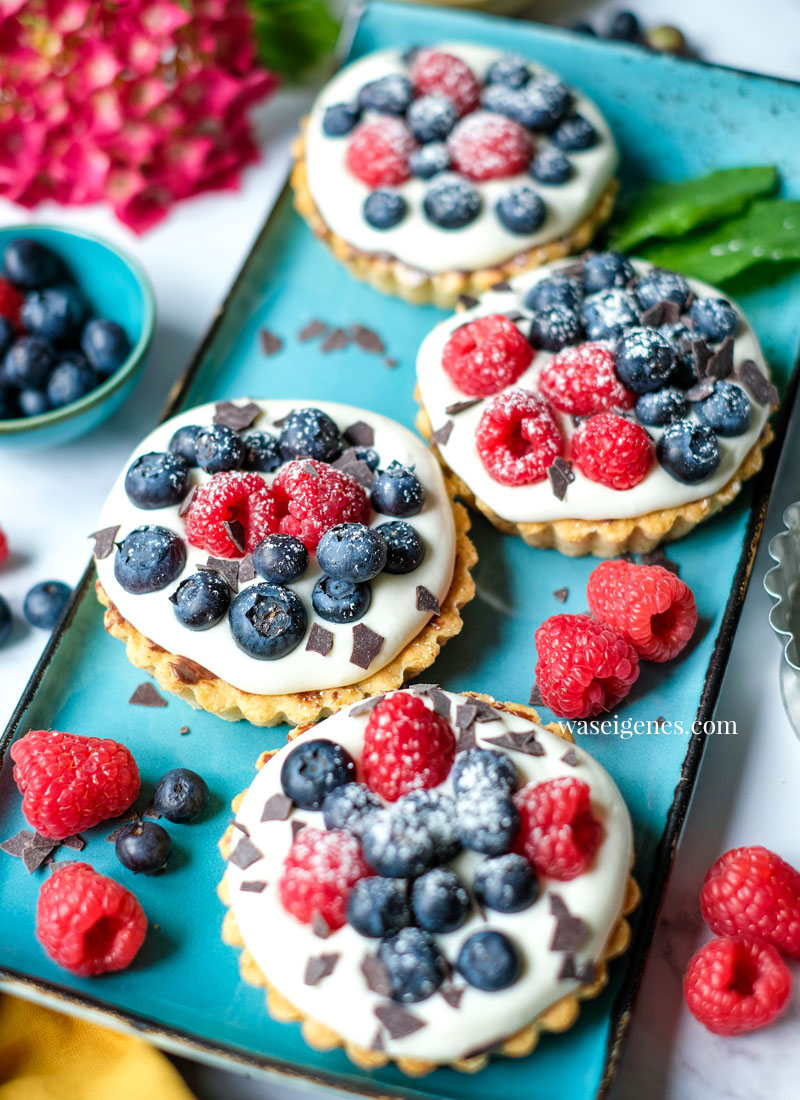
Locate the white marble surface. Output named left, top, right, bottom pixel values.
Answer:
left=1, top=3, right=800, bottom=1099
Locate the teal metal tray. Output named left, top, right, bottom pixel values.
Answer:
left=3, top=4, right=800, bottom=1098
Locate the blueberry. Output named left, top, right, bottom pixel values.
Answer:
left=378, top=927, right=448, bottom=1003
left=452, top=747, right=518, bottom=796
left=3, top=336, right=55, bottom=389
left=279, top=407, right=342, bottom=463
left=473, top=853, right=539, bottom=913
left=571, top=20, right=597, bottom=35
left=355, top=446, right=381, bottom=471
left=364, top=189, right=407, bottom=230
left=395, top=789, right=461, bottom=863
left=615, top=327, right=675, bottom=394
left=552, top=113, right=598, bottom=150
left=0, top=317, right=15, bottom=357
left=423, top=173, right=482, bottom=229
left=317, top=523, right=387, bottom=583
left=370, top=460, right=424, bottom=517
left=18, top=389, right=49, bottom=417
left=409, top=142, right=451, bottom=179
left=323, top=102, right=360, bottom=136
left=115, top=821, right=171, bottom=874
left=322, top=782, right=381, bottom=837
left=253, top=533, right=309, bottom=584
left=496, top=186, right=546, bottom=235
left=609, top=10, right=641, bottom=41
left=582, top=252, right=634, bottom=293
left=170, top=571, right=230, bottom=630
left=243, top=430, right=281, bottom=472
left=20, top=286, right=84, bottom=344
left=634, top=270, right=691, bottom=311
left=153, top=767, right=209, bottom=823
left=524, top=273, right=583, bottom=313
left=280, top=737, right=356, bottom=810
left=357, top=73, right=413, bottom=115
left=688, top=297, right=739, bottom=343
left=530, top=145, right=572, bottom=185
left=456, top=930, right=522, bottom=991
left=168, top=424, right=202, bottom=466
left=346, top=877, right=411, bottom=937
left=3, top=238, right=60, bottom=288
left=411, top=868, right=470, bottom=933
left=480, top=82, right=520, bottom=120
left=22, top=580, right=71, bottom=629
left=124, top=451, right=191, bottom=509
left=81, top=319, right=131, bottom=376
left=455, top=790, right=519, bottom=855
left=529, top=306, right=583, bottom=351
left=377, top=520, right=425, bottom=574
left=229, top=582, right=306, bottom=660
left=311, top=575, right=371, bottom=623
left=114, top=526, right=186, bottom=594
left=362, top=809, right=436, bottom=878
left=635, top=387, right=689, bottom=427
left=513, top=80, right=571, bottom=131
left=0, top=594, right=11, bottom=646
left=486, top=53, right=531, bottom=89
left=656, top=419, right=721, bottom=483
left=194, top=424, right=245, bottom=474
left=581, top=289, right=640, bottom=341
left=407, top=94, right=456, bottom=142
left=45, top=353, right=98, bottom=408
left=695, top=380, right=752, bottom=436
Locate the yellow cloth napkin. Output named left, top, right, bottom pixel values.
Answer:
left=0, top=995, right=196, bottom=1100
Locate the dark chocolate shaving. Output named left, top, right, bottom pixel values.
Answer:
left=142, top=800, right=162, bottom=820
left=178, top=486, right=196, bottom=517
left=440, top=984, right=464, bottom=1009
left=129, top=682, right=167, bottom=707
left=472, top=699, right=501, bottom=723
left=304, top=953, right=340, bottom=986
left=504, top=310, right=525, bottom=323
left=457, top=294, right=479, bottom=309
left=303, top=462, right=320, bottom=478
left=374, top=1003, right=426, bottom=1040
left=553, top=587, right=568, bottom=603
left=370, top=1027, right=385, bottom=1052
left=491, top=280, right=513, bottom=291
left=638, top=548, right=679, bottom=574
left=547, top=457, right=575, bottom=501
left=349, top=694, right=385, bottom=716
left=1, top=830, right=34, bottom=859
left=298, top=319, right=329, bottom=342
left=549, top=893, right=569, bottom=917
left=23, top=834, right=58, bottom=874
left=344, top=421, right=375, bottom=447
left=445, top=399, right=482, bottom=416
left=350, top=624, right=383, bottom=669
left=259, top=329, right=283, bottom=356
left=455, top=725, right=477, bottom=753
left=431, top=420, right=453, bottom=447
left=214, top=401, right=261, bottom=430
left=291, top=820, right=306, bottom=839
left=312, top=911, right=331, bottom=939
left=384, top=357, right=397, bottom=369
left=321, top=327, right=350, bottom=352
left=706, top=336, right=734, bottom=380
left=199, top=556, right=240, bottom=592
left=739, top=359, right=779, bottom=406
left=455, top=703, right=478, bottom=730
left=415, top=586, right=440, bottom=615
left=429, top=688, right=451, bottom=719
left=577, top=960, right=597, bottom=984
left=560, top=747, right=579, bottom=767
left=485, top=730, right=545, bottom=757
left=640, top=302, right=666, bottom=327
left=691, top=338, right=713, bottom=377
left=261, top=793, right=293, bottom=822
left=529, top=684, right=544, bottom=707
left=333, top=448, right=375, bottom=489
left=61, top=834, right=85, bottom=851
left=551, top=911, right=588, bottom=953
left=558, top=954, right=577, bottom=980
left=228, top=836, right=262, bottom=870
left=222, top=520, right=245, bottom=554
left=179, top=725, right=190, bottom=735
left=361, top=953, right=393, bottom=997
left=306, top=623, right=334, bottom=657
left=89, top=525, right=119, bottom=559
left=238, top=554, right=255, bottom=583
left=350, top=324, right=385, bottom=355
left=685, top=376, right=716, bottom=402
left=169, top=657, right=214, bottom=685
left=240, top=879, right=267, bottom=893
left=233, top=820, right=250, bottom=835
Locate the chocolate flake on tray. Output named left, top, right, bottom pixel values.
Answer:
left=240, top=879, right=267, bottom=893
left=553, top=587, right=568, bottom=603
left=306, top=623, right=334, bottom=657
left=440, top=983, right=464, bottom=1009
left=344, top=421, right=375, bottom=448
left=486, top=730, right=545, bottom=757
left=304, top=953, right=340, bottom=986
left=298, top=319, right=329, bottom=342
left=142, top=800, right=162, bottom=820
left=105, top=816, right=140, bottom=843
left=259, top=329, right=283, bottom=356
left=261, top=793, right=293, bottom=822
left=333, top=448, right=375, bottom=489
left=62, top=834, right=86, bottom=851
left=179, top=725, right=190, bottom=736
left=706, top=336, right=734, bottom=380
left=685, top=376, right=716, bottom=402
left=199, top=556, right=240, bottom=592
left=445, top=398, right=482, bottom=416
left=638, top=548, right=679, bottom=574
left=350, top=624, right=383, bottom=669
left=457, top=294, right=479, bottom=309
left=349, top=694, right=385, bottom=716
left=739, top=359, right=779, bottom=406
left=223, top=520, right=246, bottom=553
left=321, top=328, right=350, bottom=353
left=384, top=357, right=398, bottom=369
left=350, top=324, right=386, bottom=355
left=89, top=525, right=119, bottom=559
left=547, top=457, right=575, bottom=501
left=416, top=586, right=440, bottom=616
left=214, top=401, right=261, bottom=431
left=312, top=911, right=331, bottom=939
left=129, top=682, right=167, bottom=707
left=374, top=1003, right=426, bottom=1040
left=529, top=683, right=544, bottom=707
left=228, top=836, right=263, bottom=870
left=361, top=953, right=394, bottom=997
left=560, top=747, right=579, bottom=767
left=431, top=420, right=453, bottom=447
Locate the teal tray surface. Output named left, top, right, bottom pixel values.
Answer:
left=3, top=4, right=800, bottom=1098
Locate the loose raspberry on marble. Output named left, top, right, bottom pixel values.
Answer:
left=278, top=827, right=372, bottom=930
left=0, top=278, right=24, bottom=327
left=362, top=692, right=455, bottom=802
left=345, top=117, right=416, bottom=188
left=538, top=342, right=635, bottom=416
left=442, top=314, right=533, bottom=397
left=476, top=389, right=564, bottom=486
left=10, top=729, right=140, bottom=841
left=587, top=560, right=697, bottom=662
left=273, top=459, right=370, bottom=551
left=410, top=49, right=481, bottom=116
left=683, top=934, right=791, bottom=1036
left=448, top=111, right=531, bottom=181
left=700, top=846, right=800, bottom=959
left=535, top=613, right=640, bottom=719
left=514, top=776, right=603, bottom=880
left=571, top=411, right=653, bottom=491
left=36, top=862, right=147, bottom=976
left=185, top=471, right=278, bottom=558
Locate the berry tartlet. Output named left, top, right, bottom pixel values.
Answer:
left=218, top=688, right=638, bottom=1074
left=292, top=45, right=618, bottom=307
left=93, top=400, right=476, bottom=726
left=416, top=252, right=777, bottom=556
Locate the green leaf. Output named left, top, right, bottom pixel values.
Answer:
left=611, top=166, right=778, bottom=251
left=636, top=199, right=800, bottom=284
left=249, top=0, right=339, bottom=80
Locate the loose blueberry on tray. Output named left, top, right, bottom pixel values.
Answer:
left=23, top=580, right=71, bottom=630
left=153, top=768, right=209, bottom=823
left=115, top=820, right=172, bottom=875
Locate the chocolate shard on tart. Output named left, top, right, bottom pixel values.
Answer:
left=415, top=253, right=776, bottom=556
left=94, top=399, right=476, bottom=726
left=218, top=689, right=638, bottom=1075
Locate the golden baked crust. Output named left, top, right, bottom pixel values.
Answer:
left=95, top=483, right=477, bottom=727
left=218, top=694, right=640, bottom=1076
left=291, top=121, right=619, bottom=310
left=416, top=396, right=775, bottom=557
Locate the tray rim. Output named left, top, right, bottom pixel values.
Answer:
left=3, top=4, right=800, bottom=1096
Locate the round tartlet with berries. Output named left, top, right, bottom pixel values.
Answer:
left=292, top=44, right=618, bottom=308
left=93, top=399, right=476, bottom=726
left=415, top=251, right=777, bottom=556
left=218, top=688, right=638, bottom=1073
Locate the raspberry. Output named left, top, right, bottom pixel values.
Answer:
left=476, top=389, right=563, bottom=486
left=535, top=613, right=640, bottom=719
left=184, top=471, right=278, bottom=558
left=587, top=559, right=698, bottom=662
left=539, top=342, right=635, bottom=416
left=442, top=314, right=533, bottom=397
left=345, top=117, right=415, bottom=188
left=410, top=49, right=481, bottom=116
left=0, top=277, right=24, bottom=326
left=273, top=459, right=369, bottom=550
left=700, top=846, right=800, bottom=958
left=362, top=692, right=455, bottom=802
left=571, top=412, right=653, bottom=490
left=36, top=862, right=146, bottom=975
left=0, top=527, right=8, bottom=567
left=278, top=827, right=371, bottom=930
left=10, top=729, right=140, bottom=840
left=448, top=111, right=531, bottom=181
left=513, top=777, right=603, bottom=880
left=683, top=935, right=791, bottom=1036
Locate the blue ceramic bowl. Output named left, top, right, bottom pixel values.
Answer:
left=0, top=224, right=155, bottom=448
